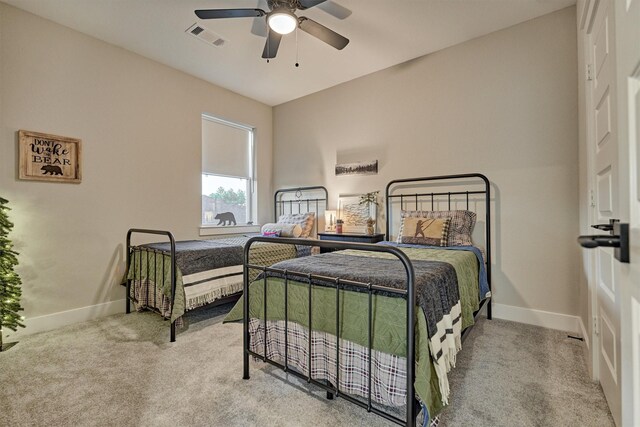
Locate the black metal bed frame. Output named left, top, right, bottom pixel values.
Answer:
left=385, top=172, right=492, bottom=322
left=274, top=186, right=328, bottom=238
left=123, top=186, right=328, bottom=342
left=242, top=173, right=492, bottom=427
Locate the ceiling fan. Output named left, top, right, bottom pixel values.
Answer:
left=195, top=0, right=350, bottom=60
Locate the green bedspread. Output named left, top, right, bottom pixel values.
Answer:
left=225, top=247, right=480, bottom=417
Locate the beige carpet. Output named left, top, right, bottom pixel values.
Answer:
left=0, top=304, right=613, bottom=426
left=438, top=318, right=613, bottom=426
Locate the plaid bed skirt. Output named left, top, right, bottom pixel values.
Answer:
left=129, top=272, right=243, bottom=328
left=248, top=318, right=408, bottom=407
left=130, top=278, right=184, bottom=326
left=248, top=318, right=442, bottom=426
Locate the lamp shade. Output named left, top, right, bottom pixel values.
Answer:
left=268, top=10, right=297, bottom=35
left=324, top=210, right=337, bottom=231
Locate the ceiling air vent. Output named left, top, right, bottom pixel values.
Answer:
left=186, top=23, right=227, bottom=47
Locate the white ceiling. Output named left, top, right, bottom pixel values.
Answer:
left=5, top=0, right=575, bottom=106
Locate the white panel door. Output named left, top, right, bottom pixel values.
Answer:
left=587, top=1, right=622, bottom=424
left=614, top=0, right=640, bottom=424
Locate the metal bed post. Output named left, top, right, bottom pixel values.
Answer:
left=406, top=263, right=417, bottom=427
left=243, top=255, right=250, bottom=380
left=126, top=229, right=177, bottom=342
left=482, top=175, right=492, bottom=320
left=307, top=273, right=312, bottom=383
left=284, top=271, right=289, bottom=372
left=332, top=277, right=340, bottom=400
left=125, top=242, right=132, bottom=315
left=169, top=238, right=177, bottom=342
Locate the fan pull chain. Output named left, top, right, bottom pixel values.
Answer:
left=267, top=30, right=270, bottom=64
left=295, top=26, right=299, bottom=67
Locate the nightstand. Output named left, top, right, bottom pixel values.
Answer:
left=317, top=232, right=385, bottom=253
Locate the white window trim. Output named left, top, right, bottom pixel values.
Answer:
left=199, top=225, right=262, bottom=236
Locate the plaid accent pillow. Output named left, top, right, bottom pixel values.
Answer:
left=398, top=210, right=476, bottom=246
left=400, top=217, right=451, bottom=246
left=278, top=212, right=315, bottom=238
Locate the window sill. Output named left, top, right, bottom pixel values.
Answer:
left=199, top=225, right=261, bottom=237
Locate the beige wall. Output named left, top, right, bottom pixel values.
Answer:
left=0, top=3, right=581, bottom=329
left=0, top=4, right=273, bottom=321
left=273, top=7, right=580, bottom=316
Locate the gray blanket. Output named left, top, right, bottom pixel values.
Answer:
left=144, top=240, right=243, bottom=277
left=267, top=252, right=460, bottom=340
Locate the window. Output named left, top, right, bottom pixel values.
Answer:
left=201, top=114, right=255, bottom=226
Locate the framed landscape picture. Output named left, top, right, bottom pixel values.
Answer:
left=335, top=160, right=378, bottom=176
left=338, top=194, right=376, bottom=233
left=18, top=130, right=82, bottom=183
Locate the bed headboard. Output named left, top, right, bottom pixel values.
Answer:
left=385, top=172, right=491, bottom=284
left=274, top=186, right=328, bottom=238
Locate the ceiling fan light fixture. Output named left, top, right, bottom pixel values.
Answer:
left=268, top=9, right=297, bottom=35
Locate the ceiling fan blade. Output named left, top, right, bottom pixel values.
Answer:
left=251, top=17, right=268, bottom=37
left=298, top=0, right=328, bottom=9
left=298, top=17, right=349, bottom=50
left=195, top=9, right=266, bottom=19
left=251, top=0, right=269, bottom=37
left=262, top=30, right=282, bottom=59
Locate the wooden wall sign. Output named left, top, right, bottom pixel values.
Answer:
left=18, top=130, right=82, bottom=183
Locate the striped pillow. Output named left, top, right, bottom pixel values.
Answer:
left=398, top=210, right=476, bottom=246
left=277, top=212, right=315, bottom=238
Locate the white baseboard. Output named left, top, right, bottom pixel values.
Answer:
left=492, top=303, right=579, bottom=334
left=4, top=299, right=126, bottom=340
left=4, top=300, right=584, bottom=341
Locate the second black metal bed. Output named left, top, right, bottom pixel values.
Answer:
left=123, top=186, right=328, bottom=342
left=236, top=173, right=492, bottom=426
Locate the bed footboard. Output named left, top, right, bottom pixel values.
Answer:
left=125, top=228, right=177, bottom=342
left=243, top=236, right=419, bottom=426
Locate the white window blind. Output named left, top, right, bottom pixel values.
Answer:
left=202, top=116, right=252, bottom=178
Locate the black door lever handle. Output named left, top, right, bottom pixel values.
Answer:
left=578, top=235, right=621, bottom=248
left=577, top=221, right=630, bottom=263
left=591, top=223, right=614, bottom=231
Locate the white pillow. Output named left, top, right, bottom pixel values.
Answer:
left=261, top=223, right=303, bottom=238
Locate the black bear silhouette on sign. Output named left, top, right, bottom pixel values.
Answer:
left=41, top=165, right=63, bottom=175
left=215, top=212, right=236, bottom=226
